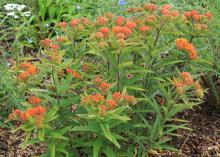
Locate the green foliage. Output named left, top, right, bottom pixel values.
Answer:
left=1, top=0, right=220, bottom=157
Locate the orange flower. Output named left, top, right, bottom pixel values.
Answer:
left=107, top=99, right=117, bottom=110
left=180, top=72, right=194, bottom=86
left=95, top=32, right=104, bottom=39
left=28, top=96, right=41, bottom=106
left=115, top=16, right=124, bottom=26
left=96, top=16, right=107, bottom=26
left=94, top=76, right=102, bottom=86
left=144, top=3, right=157, bottom=12
left=184, top=11, right=191, bottom=18
left=139, top=25, right=151, bottom=33
left=56, top=37, right=65, bottom=43
left=49, top=44, right=59, bottom=51
left=123, top=95, right=137, bottom=105
left=81, top=94, right=104, bottom=105
left=99, top=82, right=110, bottom=93
left=115, top=33, right=125, bottom=40
left=171, top=10, right=179, bottom=17
left=40, top=38, right=52, bottom=47
left=99, top=27, right=109, bottom=38
left=105, top=12, right=113, bottom=19
left=125, top=21, right=136, bottom=29
left=146, top=15, right=157, bottom=22
left=66, top=68, right=82, bottom=79
left=82, top=63, right=88, bottom=72
left=176, top=38, right=188, bottom=49
left=19, top=62, right=32, bottom=69
left=26, top=66, right=37, bottom=75
left=112, top=92, right=122, bottom=102
left=176, top=38, right=198, bottom=60
left=72, top=71, right=82, bottom=79
left=204, top=12, right=212, bottom=20
left=8, top=109, right=21, bottom=120
left=194, top=82, right=204, bottom=98
left=99, top=105, right=107, bottom=115
left=20, top=112, right=29, bottom=122
left=18, top=71, right=29, bottom=81
left=192, top=14, right=201, bottom=21
left=57, top=22, right=67, bottom=28
left=70, top=19, right=80, bottom=28
left=172, top=78, right=184, bottom=93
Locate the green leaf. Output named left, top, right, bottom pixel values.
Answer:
left=48, top=143, right=56, bottom=157
left=93, top=138, right=103, bottom=157
left=100, top=123, right=120, bottom=148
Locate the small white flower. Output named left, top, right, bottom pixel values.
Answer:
left=76, top=5, right=81, bottom=10
left=27, top=38, right=33, bottom=43
left=45, top=24, right=49, bottom=28
left=22, top=11, right=31, bottom=17
left=7, top=11, right=15, bottom=16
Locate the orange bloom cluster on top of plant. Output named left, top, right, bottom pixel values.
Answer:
left=17, top=62, right=37, bottom=81
left=176, top=38, right=198, bottom=60
left=172, top=72, right=204, bottom=98
left=81, top=77, right=137, bottom=116
left=9, top=105, right=46, bottom=127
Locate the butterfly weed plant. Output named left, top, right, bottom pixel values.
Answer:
left=5, top=3, right=215, bottom=157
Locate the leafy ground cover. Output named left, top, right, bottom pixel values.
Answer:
left=0, top=0, right=220, bottom=157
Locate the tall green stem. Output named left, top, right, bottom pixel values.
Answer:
left=51, top=66, right=61, bottom=106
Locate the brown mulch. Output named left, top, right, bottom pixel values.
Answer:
left=0, top=128, right=45, bottom=157
left=162, top=104, right=220, bottom=157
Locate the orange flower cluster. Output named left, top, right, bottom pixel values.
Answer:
left=96, top=16, right=108, bottom=26
left=70, top=19, right=81, bottom=28
left=115, top=16, right=124, bottom=26
left=139, top=25, right=151, bottom=33
left=28, top=96, right=41, bottom=106
left=146, top=15, right=157, bottom=23
left=97, top=27, right=110, bottom=38
left=112, top=26, right=132, bottom=39
left=56, top=36, right=65, bottom=43
left=172, top=72, right=193, bottom=93
left=144, top=3, right=157, bottom=12
left=175, top=38, right=198, bottom=60
left=93, top=76, right=111, bottom=94
left=81, top=94, right=105, bottom=105
left=40, top=38, right=52, bottom=47
left=40, top=38, right=59, bottom=52
left=66, top=68, right=82, bottom=79
left=17, top=62, right=37, bottom=81
left=160, top=4, right=179, bottom=17
left=9, top=106, right=46, bottom=127
left=125, top=20, right=137, bottom=29
left=172, top=72, right=203, bottom=97
left=194, top=82, right=204, bottom=98
left=81, top=91, right=136, bottom=116
left=184, top=10, right=201, bottom=21
left=58, top=22, right=67, bottom=28
left=81, top=63, right=88, bottom=72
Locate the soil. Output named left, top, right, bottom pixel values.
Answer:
left=162, top=104, right=220, bottom=157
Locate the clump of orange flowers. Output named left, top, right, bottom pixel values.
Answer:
left=172, top=72, right=204, bottom=98
left=66, top=68, right=82, bottom=79
left=9, top=106, right=46, bottom=127
left=17, top=62, right=38, bottom=81
left=93, top=76, right=111, bottom=94
left=28, top=96, right=41, bottom=106
left=176, top=38, right=198, bottom=60
left=81, top=90, right=136, bottom=116
left=144, top=3, right=157, bottom=12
